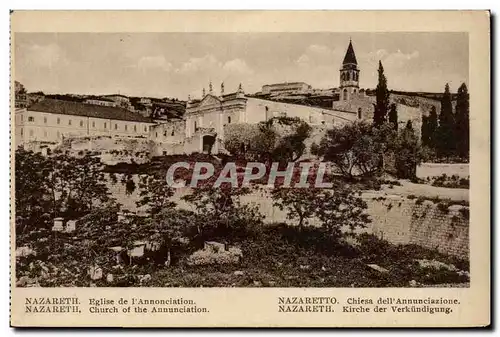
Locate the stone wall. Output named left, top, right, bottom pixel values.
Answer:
left=105, top=177, right=469, bottom=259
left=361, top=192, right=469, bottom=258
left=239, top=188, right=469, bottom=259
left=56, top=136, right=155, bottom=164
left=417, top=163, right=470, bottom=179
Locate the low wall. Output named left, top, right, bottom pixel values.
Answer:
left=361, top=193, right=469, bottom=258
left=105, top=177, right=469, bottom=259
left=417, top=163, right=469, bottom=179
left=56, top=136, right=154, bottom=164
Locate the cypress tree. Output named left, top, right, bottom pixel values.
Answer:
left=455, top=83, right=469, bottom=160
left=427, top=106, right=438, bottom=149
left=437, top=83, right=455, bottom=157
left=389, top=103, right=398, bottom=130
left=395, top=120, right=419, bottom=179
left=421, top=115, right=430, bottom=147
left=373, top=61, right=390, bottom=126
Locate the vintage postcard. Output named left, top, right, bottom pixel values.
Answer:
left=10, top=11, right=490, bottom=327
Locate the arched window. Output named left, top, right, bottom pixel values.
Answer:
left=343, top=89, right=348, bottom=101
left=228, top=116, right=231, bottom=124
left=194, top=121, right=198, bottom=130
left=358, top=108, right=362, bottom=119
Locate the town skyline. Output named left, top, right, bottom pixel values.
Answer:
left=15, top=32, right=469, bottom=100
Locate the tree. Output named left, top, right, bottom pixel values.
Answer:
left=15, top=81, right=26, bottom=95
left=437, top=83, right=455, bottom=157
left=421, top=115, right=430, bottom=147
left=223, top=123, right=263, bottom=161
left=313, top=121, right=393, bottom=178
left=271, top=186, right=370, bottom=243
left=270, top=117, right=312, bottom=163
left=271, top=188, right=321, bottom=232
left=314, top=188, right=370, bottom=240
left=455, top=83, right=469, bottom=160
left=373, top=61, right=390, bottom=126
left=182, top=186, right=262, bottom=242
left=388, top=103, right=398, bottom=131
left=223, top=117, right=311, bottom=164
left=46, top=153, right=111, bottom=218
left=139, top=208, right=194, bottom=266
left=136, top=173, right=176, bottom=216
left=394, top=121, right=426, bottom=179
left=15, top=148, right=53, bottom=233
left=76, top=201, right=122, bottom=248
left=421, top=106, right=438, bottom=149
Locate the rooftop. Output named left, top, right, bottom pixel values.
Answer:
left=263, top=82, right=310, bottom=87
left=86, top=97, right=116, bottom=103
left=28, top=99, right=154, bottom=123
left=342, top=40, right=358, bottom=65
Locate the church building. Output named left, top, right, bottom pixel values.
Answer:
left=14, top=40, right=422, bottom=157
left=178, top=81, right=358, bottom=154
left=332, top=40, right=422, bottom=132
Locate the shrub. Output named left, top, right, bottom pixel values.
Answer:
left=459, top=207, right=469, bottom=219
left=437, top=202, right=450, bottom=213
left=186, top=247, right=243, bottom=266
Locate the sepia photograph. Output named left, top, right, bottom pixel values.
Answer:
left=9, top=10, right=490, bottom=328
left=13, top=31, right=472, bottom=289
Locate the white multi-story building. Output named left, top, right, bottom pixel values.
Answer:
left=84, top=98, right=118, bottom=107
left=261, top=82, right=312, bottom=96
left=14, top=99, right=155, bottom=149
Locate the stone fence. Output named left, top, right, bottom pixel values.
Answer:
left=417, top=163, right=469, bottom=179
left=106, top=176, right=469, bottom=259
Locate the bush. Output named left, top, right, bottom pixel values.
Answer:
left=430, top=174, right=470, bottom=189
left=187, top=247, right=243, bottom=266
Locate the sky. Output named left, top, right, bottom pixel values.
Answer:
left=14, top=32, right=468, bottom=100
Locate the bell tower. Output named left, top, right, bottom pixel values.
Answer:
left=339, top=39, right=360, bottom=101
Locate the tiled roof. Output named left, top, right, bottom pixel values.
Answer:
left=28, top=99, right=154, bottom=123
